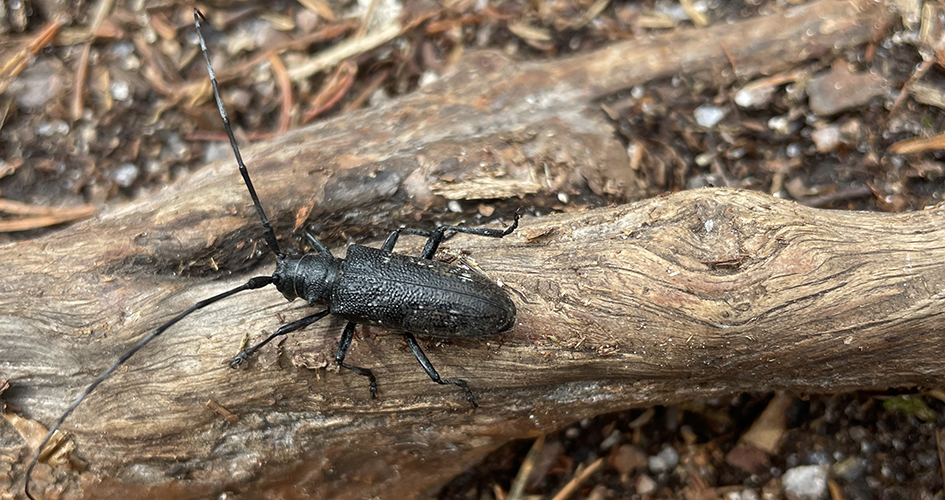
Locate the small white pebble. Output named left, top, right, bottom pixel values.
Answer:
left=648, top=445, right=679, bottom=473
left=734, top=85, right=774, bottom=108
left=811, top=125, right=841, bottom=153
left=418, top=70, right=439, bottom=88
left=785, top=143, right=803, bottom=158
left=782, top=465, right=828, bottom=500
left=768, top=115, right=791, bottom=134
left=694, top=104, right=726, bottom=127
left=110, top=81, right=131, bottom=101
left=635, top=474, right=657, bottom=494
left=36, top=120, right=69, bottom=136
left=113, top=163, right=139, bottom=188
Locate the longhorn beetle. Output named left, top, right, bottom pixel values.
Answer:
left=24, top=9, right=519, bottom=499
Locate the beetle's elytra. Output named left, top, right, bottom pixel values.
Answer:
left=24, top=9, right=520, bottom=500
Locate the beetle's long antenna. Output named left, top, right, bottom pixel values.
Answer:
left=24, top=276, right=274, bottom=500
left=194, top=8, right=284, bottom=258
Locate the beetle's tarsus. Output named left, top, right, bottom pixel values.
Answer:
left=447, top=379, right=478, bottom=409
left=230, top=352, right=250, bottom=368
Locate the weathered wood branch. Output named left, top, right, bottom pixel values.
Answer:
left=7, top=188, right=945, bottom=499
left=0, top=1, right=912, bottom=498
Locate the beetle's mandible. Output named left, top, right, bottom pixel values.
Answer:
left=24, top=9, right=519, bottom=500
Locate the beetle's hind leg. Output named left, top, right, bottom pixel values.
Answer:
left=336, top=321, right=378, bottom=398
left=380, top=227, right=432, bottom=253
left=403, top=332, right=478, bottom=409
left=382, top=212, right=519, bottom=260
left=418, top=212, right=519, bottom=259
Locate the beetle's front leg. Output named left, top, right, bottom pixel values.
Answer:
left=336, top=321, right=378, bottom=398
left=231, top=309, right=330, bottom=367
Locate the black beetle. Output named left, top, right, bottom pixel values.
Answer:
left=24, top=9, right=519, bottom=499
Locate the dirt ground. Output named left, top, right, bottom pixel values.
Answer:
left=1, top=0, right=943, bottom=499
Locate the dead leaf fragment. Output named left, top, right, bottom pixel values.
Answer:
left=740, top=391, right=793, bottom=453
left=3, top=413, right=75, bottom=466
left=889, top=132, right=945, bottom=154
left=508, top=22, right=553, bottom=42
left=206, top=399, right=240, bottom=424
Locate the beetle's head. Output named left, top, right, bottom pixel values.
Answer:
left=273, top=252, right=339, bottom=305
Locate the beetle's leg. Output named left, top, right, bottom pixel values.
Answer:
left=231, top=309, right=331, bottom=368
left=303, top=231, right=333, bottom=257
left=403, top=332, right=478, bottom=409
left=381, top=227, right=462, bottom=254
left=336, top=322, right=378, bottom=398
left=419, top=212, right=519, bottom=260
left=380, top=227, right=431, bottom=252
left=383, top=213, right=518, bottom=259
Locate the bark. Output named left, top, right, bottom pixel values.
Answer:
left=0, top=1, right=912, bottom=499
